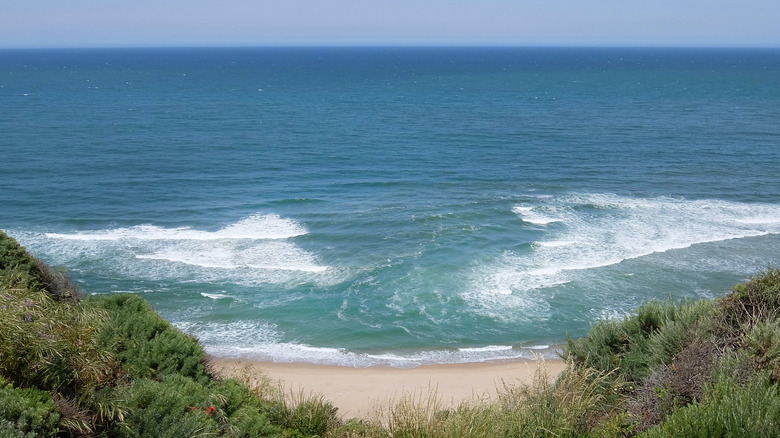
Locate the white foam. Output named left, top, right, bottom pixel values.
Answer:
left=512, top=206, right=561, bottom=225
left=175, top=320, right=282, bottom=346
left=173, top=319, right=560, bottom=367
left=525, top=344, right=551, bottom=350
left=458, top=345, right=514, bottom=353
left=533, top=240, right=576, bottom=248
left=29, top=213, right=331, bottom=285
left=467, top=194, right=780, bottom=315
left=217, top=214, right=308, bottom=239
left=200, top=292, right=235, bottom=300
left=734, top=218, right=780, bottom=225
left=45, top=213, right=307, bottom=241
left=212, top=344, right=558, bottom=368
left=516, top=194, right=780, bottom=282
left=135, top=239, right=327, bottom=272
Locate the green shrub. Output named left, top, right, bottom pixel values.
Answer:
left=108, top=374, right=282, bottom=438
left=564, top=299, right=714, bottom=383
left=718, top=267, right=780, bottom=336
left=210, top=378, right=284, bottom=437
left=0, top=233, right=41, bottom=292
left=496, top=363, right=625, bottom=437
left=108, top=375, right=216, bottom=438
left=92, top=293, right=210, bottom=383
left=0, top=271, right=119, bottom=395
left=0, top=232, right=79, bottom=302
left=742, top=319, right=780, bottom=380
left=640, top=371, right=780, bottom=438
left=644, top=300, right=715, bottom=368
left=0, top=377, right=61, bottom=437
left=223, top=404, right=282, bottom=438
left=284, top=395, right=340, bottom=437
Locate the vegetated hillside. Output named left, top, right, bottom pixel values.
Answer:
left=0, top=231, right=339, bottom=437
left=1, top=228, right=779, bottom=437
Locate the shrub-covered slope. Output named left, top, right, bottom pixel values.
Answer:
left=0, top=231, right=339, bottom=437
left=565, top=268, right=780, bottom=436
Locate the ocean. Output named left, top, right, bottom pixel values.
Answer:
left=2, top=47, right=779, bottom=367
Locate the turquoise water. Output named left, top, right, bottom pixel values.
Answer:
left=2, top=47, right=779, bottom=366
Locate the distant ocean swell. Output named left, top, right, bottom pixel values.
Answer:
left=11, top=192, right=780, bottom=367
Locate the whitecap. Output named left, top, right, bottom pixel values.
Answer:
left=25, top=213, right=331, bottom=285
left=512, top=206, right=561, bottom=225
left=458, top=345, right=514, bottom=353
left=135, top=239, right=327, bottom=272
left=45, top=213, right=307, bottom=241
left=200, top=292, right=235, bottom=300
left=517, top=194, right=780, bottom=284
left=467, top=194, right=780, bottom=315
left=532, top=240, right=576, bottom=248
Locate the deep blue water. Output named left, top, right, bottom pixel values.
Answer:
left=2, top=47, right=779, bottom=366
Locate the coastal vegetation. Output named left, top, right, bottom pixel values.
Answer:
left=2, top=229, right=779, bottom=437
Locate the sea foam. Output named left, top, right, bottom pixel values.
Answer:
left=45, top=213, right=307, bottom=241
left=174, top=319, right=559, bottom=368
left=36, top=213, right=329, bottom=285
left=465, top=194, right=780, bottom=318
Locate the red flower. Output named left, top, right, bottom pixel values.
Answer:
left=204, top=406, right=215, bottom=416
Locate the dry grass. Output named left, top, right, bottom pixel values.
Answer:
left=324, top=359, right=624, bottom=438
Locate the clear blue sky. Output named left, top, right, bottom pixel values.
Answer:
left=2, top=0, right=779, bottom=48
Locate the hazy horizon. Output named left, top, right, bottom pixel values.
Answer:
left=3, top=1, right=779, bottom=49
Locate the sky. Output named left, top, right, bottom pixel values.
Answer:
left=2, top=0, right=779, bottom=49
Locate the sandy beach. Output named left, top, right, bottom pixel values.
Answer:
left=212, top=358, right=567, bottom=419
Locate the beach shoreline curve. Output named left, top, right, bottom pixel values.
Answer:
left=211, top=357, right=567, bottom=420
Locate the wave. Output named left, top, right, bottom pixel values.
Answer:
left=134, top=240, right=327, bottom=272
left=178, top=319, right=560, bottom=367
left=512, top=206, right=560, bottom=225
left=465, top=193, right=780, bottom=314
left=20, top=213, right=331, bottom=285
left=200, top=292, right=237, bottom=300
left=45, top=213, right=307, bottom=241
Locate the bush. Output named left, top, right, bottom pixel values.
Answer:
left=741, top=319, right=780, bottom=381
left=0, top=233, right=41, bottom=292
left=0, top=269, right=119, bottom=395
left=0, top=232, right=79, bottom=302
left=718, top=267, right=780, bottom=339
left=495, top=362, right=626, bottom=437
left=0, top=377, right=61, bottom=437
left=640, top=371, right=780, bottom=438
left=107, top=374, right=282, bottom=438
left=210, top=378, right=284, bottom=437
left=108, top=375, right=216, bottom=438
left=92, top=293, right=210, bottom=383
left=34, top=259, right=81, bottom=302
left=284, top=395, right=340, bottom=437
left=564, top=299, right=714, bottom=383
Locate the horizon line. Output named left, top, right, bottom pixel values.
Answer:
left=2, top=43, right=779, bottom=51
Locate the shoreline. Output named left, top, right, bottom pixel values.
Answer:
left=211, top=357, right=567, bottom=420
